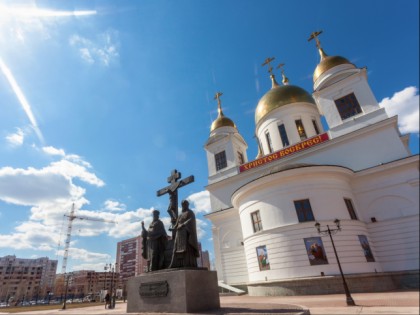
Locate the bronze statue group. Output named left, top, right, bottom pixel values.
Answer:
left=141, top=199, right=199, bottom=272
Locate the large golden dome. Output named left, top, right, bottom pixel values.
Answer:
left=210, top=115, right=236, bottom=132
left=313, top=54, right=354, bottom=82
left=255, top=85, right=316, bottom=124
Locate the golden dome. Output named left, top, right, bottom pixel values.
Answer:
left=210, top=92, right=237, bottom=132
left=210, top=115, right=236, bottom=132
left=313, top=54, right=353, bottom=82
left=308, top=31, right=355, bottom=83
left=255, top=85, right=316, bottom=124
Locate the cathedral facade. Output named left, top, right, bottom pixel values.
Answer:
left=204, top=33, right=419, bottom=295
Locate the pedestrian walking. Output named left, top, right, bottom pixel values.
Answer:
left=104, top=292, right=110, bottom=309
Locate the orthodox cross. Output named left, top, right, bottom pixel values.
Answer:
left=308, top=30, right=323, bottom=48
left=214, top=92, right=223, bottom=107
left=214, top=92, right=223, bottom=114
left=262, top=57, right=275, bottom=75
left=156, top=169, right=194, bottom=236
left=277, top=63, right=289, bottom=85
left=277, top=63, right=285, bottom=74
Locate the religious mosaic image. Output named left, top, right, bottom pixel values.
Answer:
left=304, top=237, right=328, bottom=265
left=256, top=245, right=270, bottom=271
left=358, top=235, right=375, bottom=262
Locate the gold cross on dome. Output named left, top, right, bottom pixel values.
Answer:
left=277, top=63, right=285, bottom=74
left=262, top=57, right=275, bottom=75
left=308, top=30, right=323, bottom=48
left=214, top=92, right=223, bottom=108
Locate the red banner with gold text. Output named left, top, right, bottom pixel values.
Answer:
left=239, top=133, right=329, bottom=173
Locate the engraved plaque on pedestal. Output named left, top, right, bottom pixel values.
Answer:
left=139, top=281, right=169, bottom=298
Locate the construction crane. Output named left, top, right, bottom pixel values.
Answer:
left=61, top=203, right=116, bottom=274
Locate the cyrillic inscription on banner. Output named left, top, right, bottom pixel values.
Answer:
left=239, top=133, right=329, bottom=173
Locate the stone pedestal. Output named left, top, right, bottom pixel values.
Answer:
left=127, top=268, right=220, bottom=313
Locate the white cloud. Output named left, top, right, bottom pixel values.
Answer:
left=0, top=221, right=58, bottom=250
left=42, top=146, right=65, bottom=156
left=0, top=166, right=74, bottom=205
left=69, top=29, right=119, bottom=66
left=72, top=262, right=111, bottom=272
left=56, top=247, right=110, bottom=262
left=48, top=160, right=104, bottom=187
left=5, top=128, right=24, bottom=146
left=0, top=203, right=154, bottom=252
left=0, top=156, right=103, bottom=206
left=65, top=154, right=92, bottom=168
left=104, top=199, right=126, bottom=212
left=108, top=207, right=155, bottom=238
left=79, top=47, right=94, bottom=64
left=187, top=190, right=211, bottom=214
left=196, top=218, right=208, bottom=240
left=379, top=86, right=419, bottom=134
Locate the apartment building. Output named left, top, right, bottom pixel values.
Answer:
left=0, top=255, right=57, bottom=303
left=197, top=242, right=211, bottom=270
left=116, top=235, right=147, bottom=294
left=54, top=270, right=119, bottom=299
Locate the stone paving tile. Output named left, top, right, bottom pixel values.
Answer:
left=0, top=291, right=418, bottom=315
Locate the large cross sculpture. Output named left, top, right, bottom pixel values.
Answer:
left=156, top=169, right=194, bottom=238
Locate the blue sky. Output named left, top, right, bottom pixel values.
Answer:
left=0, top=0, right=418, bottom=272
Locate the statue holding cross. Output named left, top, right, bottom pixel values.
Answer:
left=156, top=169, right=194, bottom=239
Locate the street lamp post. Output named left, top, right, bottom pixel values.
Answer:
left=108, top=263, right=116, bottom=309
left=104, top=264, right=108, bottom=293
left=114, top=263, right=118, bottom=308
left=111, top=265, right=115, bottom=309
left=104, top=263, right=114, bottom=308
left=315, top=219, right=356, bottom=306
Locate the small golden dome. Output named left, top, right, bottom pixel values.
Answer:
left=307, top=31, right=355, bottom=83
left=255, top=85, right=316, bottom=124
left=313, top=54, right=354, bottom=82
left=210, top=115, right=236, bottom=132
left=210, top=91, right=237, bottom=132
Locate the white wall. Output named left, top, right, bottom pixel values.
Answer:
left=233, top=166, right=355, bottom=238
left=366, top=216, right=419, bottom=271
left=205, top=127, right=248, bottom=182
left=232, top=166, right=383, bottom=282
left=207, top=207, right=249, bottom=284
left=352, top=157, right=419, bottom=271
left=314, top=67, right=381, bottom=130
left=296, top=119, right=410, bottom=171
left=243, top=220, right=381, bottom=282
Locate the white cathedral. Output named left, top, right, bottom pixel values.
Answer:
left=204, top=32, right=419, bottom=295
